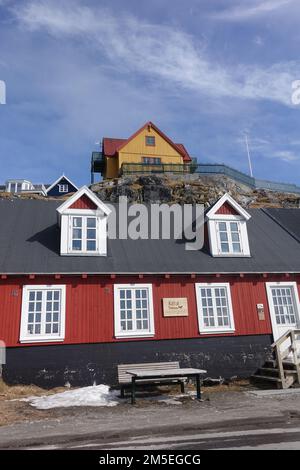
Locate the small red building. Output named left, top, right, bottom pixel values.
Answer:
left=1, top=188, right=300, bottom=386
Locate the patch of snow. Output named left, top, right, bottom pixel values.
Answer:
left=159, top=398, right=182, bottom=405
left=247, top=388, right=300, bottom=397
left=21, top=385, right=119, bottom=409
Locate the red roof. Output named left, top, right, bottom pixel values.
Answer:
left=102, top=122, right=192, bottom=162
left=175, top=143, right=192, bottom=163
left=102, top=138, right=126, bottom=157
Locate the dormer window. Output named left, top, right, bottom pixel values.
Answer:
left=206, top=193, right=251, bottom=258
left=217, top=221, right=242, bottom=254
left=56, top=186, right=111, bottom=257
left=71, top=216, right=97, bottom=252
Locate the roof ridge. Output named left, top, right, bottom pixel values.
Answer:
left=261, top=208, right=300, bottom=244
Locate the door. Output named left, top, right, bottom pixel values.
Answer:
left=266, top=282, right=300, bottom=341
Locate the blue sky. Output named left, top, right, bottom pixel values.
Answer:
left=0, top=0, right=300, bottom=186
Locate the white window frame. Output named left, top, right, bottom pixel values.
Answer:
left=195, top=283, right=235, bottom=334
left=57, top=186, right=111, bottom=257
left=208, top=216, right=250, bottom=257
left=59, top=184, right=69, bottom=193
left=20, top=285, right=66, bottom=343
left=69, top=215, right=98, bottom=254
left=216, top=220, right=242, bottom=255
left=266, top=282, right=300, bottom=332
left=114, top=284, right=155, bottom=338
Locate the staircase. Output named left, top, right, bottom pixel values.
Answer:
left=252, top=329, right=300, bottom=389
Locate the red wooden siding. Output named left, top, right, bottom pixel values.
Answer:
left=0, top=273, right=295, bottom=348
left=216, top=201, right=239, bottom=215
left=70, top=195, right=97, bottom=210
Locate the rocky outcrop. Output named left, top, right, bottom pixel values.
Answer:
left=91, top=174, right=300, bottom=208
left=2, top=174, right=300, bottom=208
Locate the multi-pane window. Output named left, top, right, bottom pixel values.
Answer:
left=72, top=217, right=82, bottom=251
left=27, top=290, right=42, bottom=335
left=59, top=184, right=68, bottom=193
left=142, top=157, right=161, bottom=165
left=20, top=286, right=66, bottom=342
left=71, top=216, right=97, bottom=253
left=45, top=290, right=61, bottom=334
left=217, top=221, right=242, bottom=254
left=270, top=287, right=297, bottom=325
left=114, top=285, right=154, bottom=337
left=145, top=136, right=155, bottom=146
left=195, top=283, right=235, bottom=333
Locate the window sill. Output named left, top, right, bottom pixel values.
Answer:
left=115, top=333, right=155, bottom=339
left=60, top=252, right=106, bottom=257
left=212, top=254, right=251, bottom=258
left=199, top=329, right=235, bottom=335
left=19, top=337, right=65, bottom=344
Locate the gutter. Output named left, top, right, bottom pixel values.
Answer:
left=1, top=271, right=300, bottom=276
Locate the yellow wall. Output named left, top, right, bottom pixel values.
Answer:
left=104, top=126, right=186, bottom=178
left=119, top=127, right=183, bottom=167
left=105, top=156, right=119, bottom=179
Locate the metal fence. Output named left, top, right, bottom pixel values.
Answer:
left=254, top=178, right=300, bottom=194
left=196, top=164, right=256, bottom=187
left=197, top=163, right=300, bottom=194
left=121, top=161, right=300, bottom=195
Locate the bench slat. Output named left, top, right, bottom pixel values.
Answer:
left=118, top=361, right=180, bottom=384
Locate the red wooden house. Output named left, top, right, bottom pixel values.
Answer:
left=1, top=187, right=300, bottom=387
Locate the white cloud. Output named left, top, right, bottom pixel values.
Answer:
left=12, top=1, right=300, bottom=107
left=271, top=150, right=299, bottom=162
left=237, top=135, right=299, bottom=163
left=253, top=35, right=264, bottom=46
left=212, top=0, right=295, bottom=21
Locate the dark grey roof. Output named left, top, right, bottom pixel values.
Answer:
left=1, top=199, right=300, bottom=274
left=265, top=208, right=300, bottom=243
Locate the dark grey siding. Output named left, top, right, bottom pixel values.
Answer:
left=46, top=177, right=77, bottom=197
left=3, top=335, right=272, bottom=388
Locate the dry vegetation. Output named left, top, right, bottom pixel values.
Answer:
left=0, top=378, right=252, bottom=427
left=0, top=379, right=66, bottom=427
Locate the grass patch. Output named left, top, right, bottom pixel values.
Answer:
left=0, top=379, right=64, bottom=400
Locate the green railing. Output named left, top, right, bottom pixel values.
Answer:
left=94, top=155, right=300, bottom=195
left=121, top=162, right=194, bottom=175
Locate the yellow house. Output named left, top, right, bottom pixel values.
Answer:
left=100, top=121, right=192, bottom=179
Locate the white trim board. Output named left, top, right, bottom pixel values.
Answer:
left=206, top=193, right=251, bottom=221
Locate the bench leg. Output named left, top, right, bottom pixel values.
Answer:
left=196, top=374, right=201, bottom=400
left=131, top=377, right=136, bottom=405
left=180, top=381, right=185, bottom=394
left=120, top=386, right=125, bottom=399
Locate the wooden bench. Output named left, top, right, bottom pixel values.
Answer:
left=117, top=361, right=186, bottom=398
